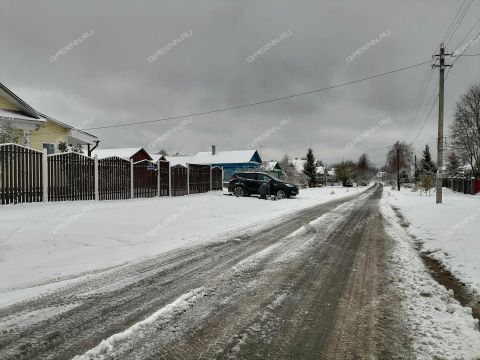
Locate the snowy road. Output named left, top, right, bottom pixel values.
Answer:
left=0, top=185, right=408, bottom=359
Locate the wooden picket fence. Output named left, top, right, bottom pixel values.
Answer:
left=171, top=165, right=188, bottom=196
left=133, top=160, right=157, bottom=198
left=0, top=144, right=43, bottom=205
left=1, top=143, right=223, bottom=205
left=48, top=152, right=95, bottom=201
left=99, top=157, right=132, bottom=200
left=189, top=164, right=211, bottom=194
left=443, top=177, right=480, bottom=195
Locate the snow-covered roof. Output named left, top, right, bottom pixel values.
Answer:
left=92, top=148, right=145, bottom=160
left=0, top=109, right=46, bottom=123
left=165, top=155, right=196, bottom=167
left=289, top=159, right=305, bottom=173
left=189, top=150, right=260, bottom=165
left=316, top=166, right=325, bottom=174
left=263, top=161, right=281, bottom=171
left=150, top=154, right=168, bottom=163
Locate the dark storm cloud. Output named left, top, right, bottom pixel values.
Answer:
left=1, top=0, right=479, bottom=165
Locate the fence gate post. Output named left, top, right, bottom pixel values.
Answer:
left=221, top=167, right=224, bottom=190
left=130, top=159, right=134, bottom=199
left=168, top=164, right=172, bottom=197
left=42, top=148, right=48, bottom=202
left=94, top=155, right=99, bottom=201
left=157, top=160, right=161, bottom=197
left=186, top=164, right=189, bottom=195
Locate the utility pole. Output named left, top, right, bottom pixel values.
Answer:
left=433, top=43, right=450, bottom=204
left=397, top=146, right=400, bottom=191
left=414, top=154, right=417, bottom=182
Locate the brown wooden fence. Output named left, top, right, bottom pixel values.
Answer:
left=99, top=157, right=131, bottom=200
left=189, top=164, right=211, bottom=194
left=134, top=160, right=157, bottom=198
left=443, top=177, right=480, bottom=195
left=1, top=144, right=222, bottom=204
left=171, top=165, right=188, bottom=196
left=0, top=144, right=43, bottom=205
left=48, top=152, right=95, bottom=201
left=211, top=167, right=223, bottom=190
left=159, top=160, right=170, bottom=196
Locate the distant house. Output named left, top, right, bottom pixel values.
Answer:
left=0, top=81, right=98, bottom=154
left=290, top=158, right=306, bottom=173
left=262, top=161, right=283, bottom=178
left=186, top=146, right=262, bottom=180
left=92, top=147, right=152, bottom=162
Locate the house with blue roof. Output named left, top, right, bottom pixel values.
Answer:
left=186, top=146, right=262, bottom=181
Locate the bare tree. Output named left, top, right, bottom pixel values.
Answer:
left=0, top=120, right=19, bottom=144
left=385, top=141, right=413, bottom=180
left=449, top=83, right=480, bottom=178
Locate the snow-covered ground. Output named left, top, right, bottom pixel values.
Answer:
left=380, top=193, right=480, bottom=358
left=385, top=187, right=480, bottom=293
left=0, top=186, right=365, bottom=307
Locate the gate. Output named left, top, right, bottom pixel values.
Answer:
left=0, top=144, right=43, bottom=205
left=159, top=160, right=170, bottom=196
left=134, top=160, right=157, bottom=198
left=171, top=165, right=188, bottom=196
left=48, top=152, right=95, bottom=201
left=189, top=164, right=210, bottom=194
left=211, top=167, right=223, bottom=190
left=98, top=157, right=131, bottom=200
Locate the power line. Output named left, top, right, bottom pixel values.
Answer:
left=441, top=0, right=468, bottom=44
left=401, top=67, right=435, bottom=141
left=82, top=59, right=432, bottom=131
left=444, top=0, right=475, bottom=45
left=411, top=92, right=439, bottom=144
left=450, top=14, right=480, bottom=56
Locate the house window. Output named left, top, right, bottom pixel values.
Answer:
left=43, top=143, right=55, bottom=155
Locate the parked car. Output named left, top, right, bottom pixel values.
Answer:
left=228, top=172, right=299, bottom=199
left=344, top=179, right=354, bottom=187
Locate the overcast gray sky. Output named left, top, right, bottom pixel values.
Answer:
left=1, top=0, right=479, bottom=165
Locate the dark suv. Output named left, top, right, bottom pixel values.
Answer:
left=228, top=172, right=299, bottom=199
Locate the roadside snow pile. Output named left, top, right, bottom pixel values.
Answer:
left=386, top=188, right=480, bottom=292
left=381, top=196, right=480, bottom=358
left=0, top=186, right=365, bottom=307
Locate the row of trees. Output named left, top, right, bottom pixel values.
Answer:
left=385, top=81, right=480, bottom=188
left=285, top=148, right=378, bottom=187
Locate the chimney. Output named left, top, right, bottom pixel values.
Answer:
left=211, top=145, right=216, bottom=155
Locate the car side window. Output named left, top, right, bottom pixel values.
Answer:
left=244, top=173, right=257, bottom=180
left=257, top=174, right=271, bottom=181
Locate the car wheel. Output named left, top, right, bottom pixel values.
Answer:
left=276, top=189, right=286, bottom=199
left=234, top=186, right=245, bottom=197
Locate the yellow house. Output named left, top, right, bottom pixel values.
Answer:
left=0, top=81, right=98, bottom=154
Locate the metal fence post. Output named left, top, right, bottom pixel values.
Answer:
left=94, top=155, right=99, bottom=201
left=157, top=160, right=161, bottom=197
left=42, top=148, right=48, bottom=202
left=187, top=163, right=190, bottom=195
left=130, top=159, right=134, bottom=199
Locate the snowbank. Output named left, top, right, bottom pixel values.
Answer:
left=385, top=187, right=480, bottom=292
left=0, top=186, right=365, bottom=306
left=380, top=194, right=480, bottom=358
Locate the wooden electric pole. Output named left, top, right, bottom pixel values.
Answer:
left=397, top=146, right=400, bottom=191
left=433, top=43, right=450, bottom=204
